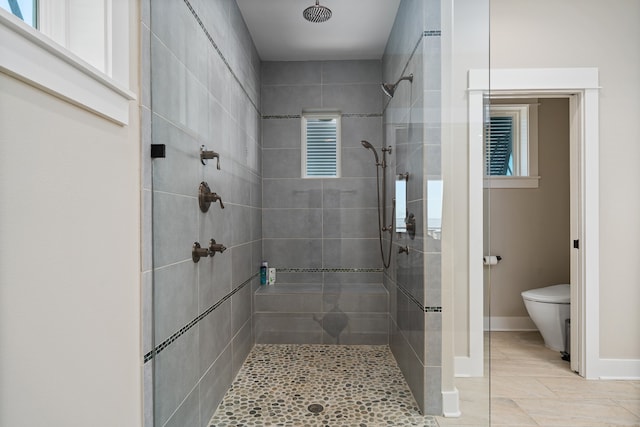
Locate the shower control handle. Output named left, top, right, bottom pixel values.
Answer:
left=209, top=239, right=226, bottom=255
left=192, top=242, right=210, bottom=263
left=200, top=145, right=221, bottom=169
left=398, top=246, right=409, bottom=255
left=199, top=182, right=224, bottom=212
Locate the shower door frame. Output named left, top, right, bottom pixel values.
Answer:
left=467, top=67, right=600, bottom=379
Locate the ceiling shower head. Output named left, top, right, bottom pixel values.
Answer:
left=303, top=0, right=332, bottom=23
left=361, top=140, right=379, bottom=165
left=381, top=73, right=414, bottom=98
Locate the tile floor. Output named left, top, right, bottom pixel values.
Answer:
left=436, top=331, right=640, bottom=427
left=209, top=344, right=437, bottom=426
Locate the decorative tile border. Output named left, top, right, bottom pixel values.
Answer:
left=183, top=0, right=260, bottom=114
left=275, top=267, right=384, bottom=273
left=397, top=283, right=442, bottom=314
left=144, top=273, right=258, bottom=363
left=262, top=113, right=383, bottom=120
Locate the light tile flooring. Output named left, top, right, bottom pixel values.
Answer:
left=209, top=344, right=437, bottom=426
left=436, top=332, right=640, bottom=427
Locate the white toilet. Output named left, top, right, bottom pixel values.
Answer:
left=521, top=284, right=570, bottom=351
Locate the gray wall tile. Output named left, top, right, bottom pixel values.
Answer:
left=262, top=118, right=301, bottom=149
left=322, top=83, right=383, bottom=114
left=199, top=299, right=232, bottom=376
left=322, top=178, right=378, bottom=209
left=263, top=209, right=322, bottom=239
left=263, top=179, right=323, bottom=209
left=199, top=345, right=233, bottom=427
left=162, top=386, right=200, bottom=427
left=321, top=60, right=382, bottom=84
left=232, top=320, right=253, bottom=379
left=231, top=243, right=254, bottom=287
left=263, top=239, right=323, bottom=268
left=231, top=283, right=252, bottom=336
left=154, top=261, right=198, bottom=344
left=273, top=272, right=323, bottom=284
left=152, top=114, right=200, bottom=196
left=322, top=286, right=388, bottom=313
left=321, top=312, right=388, bottom=345
left=255, top=293, right=323, bottom=313
left=341, top=116, right=383, bottom=148
left=424, top=366, right=443, bottom=415
left=397, top=288, right=425, bottom=364
left=261, top=85, right=322, bottom=116
left=198, top=250, right=232, bottom=313
left=262, top=148, right=301, bottom=178
left=262, top=61, right=322, bottom=86
left=323, top=271, right=383, bottom=284
left=322, top=208, right=378, bottom=239
left=143, top=360, right=153, bottom=427
left=323, top=239, right=382, bottom=269
left=154, top=328, right=199, bottom=427
left=153, top=192, right=198, bottom=267
left=253, top=313, right=323, bottom=344
left=341, top=147, right=378, bottom=178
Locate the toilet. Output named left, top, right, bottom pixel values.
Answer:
left=521, top=284, right=570, bottom=352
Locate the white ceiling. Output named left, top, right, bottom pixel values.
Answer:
left=236, top=0, right=401, bottom=61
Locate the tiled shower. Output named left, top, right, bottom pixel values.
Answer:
left=141, top=0, right=442, bottom=425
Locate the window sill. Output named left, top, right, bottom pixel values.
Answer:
left=483, top=176, right=540, bottom=189
left=0, top=9, right=135, bottom=125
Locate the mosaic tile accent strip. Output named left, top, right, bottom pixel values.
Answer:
left=209, top=344, right=438, bottom=426
left=143, top=273, right=257, bottom=363
left=397, top=284, right=442, bottom=314
left=183, top=0, right=260, bottom=114
left=423, top=30, right=442, bottom=37
left=262, top=113, right=383, bottom=120
left=276, top=268, right=384, bottom=273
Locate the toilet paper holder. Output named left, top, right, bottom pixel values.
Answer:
left=483, top=255, right=502, bottom=265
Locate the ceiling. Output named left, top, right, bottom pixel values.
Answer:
left=236, top=0, right=401, bottom=61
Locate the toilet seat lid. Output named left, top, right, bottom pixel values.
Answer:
left=521, top=284, right=570, bottom=303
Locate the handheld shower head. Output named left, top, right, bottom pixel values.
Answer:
left=381, top=73, right=414, bottom=98
left=361, top=140, right=379, bottom=165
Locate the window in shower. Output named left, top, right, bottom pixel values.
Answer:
left=302, top=112, right=341, bottom=178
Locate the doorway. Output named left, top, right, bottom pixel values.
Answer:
left=467, top=67, right=601, bottom=379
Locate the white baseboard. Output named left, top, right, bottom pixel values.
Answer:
left=484, top=316, right=537, bottom=331
left=597, top=359, right=640, bottom=380
left=454, top=356, right=484, bottom=377
left=441, top=388, right=461, bottom=417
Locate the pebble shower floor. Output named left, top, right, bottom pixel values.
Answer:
left=209, top=344, right=437, bottom=426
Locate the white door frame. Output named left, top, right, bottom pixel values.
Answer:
left=466, top=68, right=600, bottom=378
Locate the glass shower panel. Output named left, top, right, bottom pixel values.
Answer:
left=147, top=1, right=262, bottom=426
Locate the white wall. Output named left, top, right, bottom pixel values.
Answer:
left=0, top=5, right=142, bottom=427
left=449, top=0, right=640, bottom=376
left=490, top=0, right=640, bottom=362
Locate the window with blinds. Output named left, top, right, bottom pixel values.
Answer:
left=484, top=104, right=530, bottom=177
left=302, top=113, right=341, bottom=178
left=485, top=115, right=515, bottom=176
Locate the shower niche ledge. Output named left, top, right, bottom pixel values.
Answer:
left=253, top=283, right=389, bottom=346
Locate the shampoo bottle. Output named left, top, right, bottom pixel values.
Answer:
left=260, top=261, right=268, bottom=285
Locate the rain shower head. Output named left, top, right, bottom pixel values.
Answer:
left=303, top=0, right=332, bottom=23
left=361, top=140, right=379, bottom=165
left=381, top=73, right=414, bottom=98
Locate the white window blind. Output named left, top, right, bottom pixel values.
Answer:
left=485, top=115, right=514, bottom=176
left=302, top=114, right=341, bottom=178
